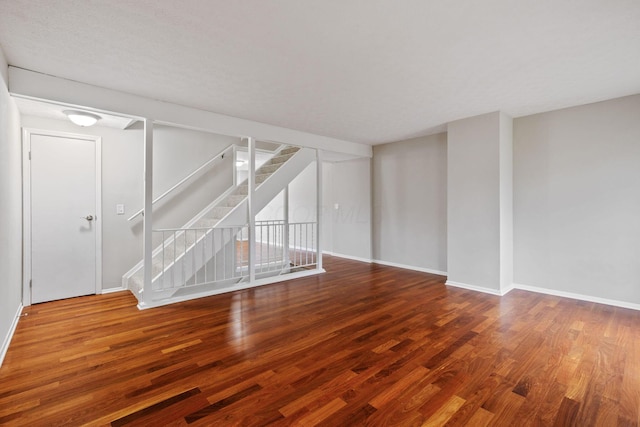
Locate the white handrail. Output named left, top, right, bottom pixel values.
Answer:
left=128, top=144, right=236, bottom=221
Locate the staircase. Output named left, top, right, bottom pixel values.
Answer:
left=123, top=145, right=316, bottom=303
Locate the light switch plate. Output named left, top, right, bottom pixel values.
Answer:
left=116, top=204, right=125, bottom=215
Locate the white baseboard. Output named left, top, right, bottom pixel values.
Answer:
left=445, top=280, right=509, bottom=296
left=138, top=268, right=325, bottom=310
left=101, top=286, right=127, bottom=295
left=323, top=254, right=639, bottom=312
left=1, top=304, right=23, bottom=367
left=372, top=259, right=447, bottom=276
left=501, top=283, right=515, bottom=295
left=327, top=252, right=372, bottom=264
left=512, top=283, right=640, bottom=311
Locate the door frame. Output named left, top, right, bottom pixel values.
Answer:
left=22, top=128, right=102, bottom=306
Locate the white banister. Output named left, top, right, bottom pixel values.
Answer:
left=128, top=143, right=236, bottom=221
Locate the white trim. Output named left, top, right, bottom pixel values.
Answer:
left=0, top=304, right=22, bottom=367
left=22, top=130, right=30, bottom=305
left=137, top=268, right=326, bottom=310
left=445, top=280, right=509, bottom=296
left=22, top=128, right=102, bottom=306
left=316, top=150, right=323, bottom=271
left=501, top=283, right=515, bottom=295
left=512, top=283, right=640, bottom=311
left=101, top=287, right=127, bottom=295
left=142, top=119, right=154, bottom=307
left=372, top=259, right=447, bottom=276
left=283, top=186, right=290, bottom=266
left=328, top=252, right=372, bottom=264
left=248, top=137, right=256, bottom=282
left=95, top=136, right=103, bottom=297
left=318, top=254, right=640, bottom=311
left=232, top=145, right=238, bottom=187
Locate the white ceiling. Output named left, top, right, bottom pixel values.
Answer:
left=0, top=0, right=638, bottom=145
left=14, top=98, right=137, bottom=130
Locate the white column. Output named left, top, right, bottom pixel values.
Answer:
left=142, top=118, right=154, bottom=307
left=446, top=112, right=513, bottom=294
left=247, top=137, right=256, bottom=282
left=316, top=150, right=323, bottom=271
left=283, top=185, right=290, bottom=267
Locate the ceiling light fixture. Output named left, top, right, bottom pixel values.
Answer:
left=63, top=110, right=102, bottom=127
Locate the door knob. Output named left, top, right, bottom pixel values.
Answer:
left=83, top=215, right=94, bottom=221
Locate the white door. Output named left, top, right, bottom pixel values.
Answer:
left=26, top=130, right=101, bottom=304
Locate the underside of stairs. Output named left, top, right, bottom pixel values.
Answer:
left=123, top=145, right=316, bottom=304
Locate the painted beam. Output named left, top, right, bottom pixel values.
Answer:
left=8, top=67, right=372, bottom=158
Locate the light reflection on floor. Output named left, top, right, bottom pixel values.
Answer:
left=226, top=283, right=301, bottom=355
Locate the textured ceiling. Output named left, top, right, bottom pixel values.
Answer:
left=0, top=0, right=638, bottom=145
left=14, top=98, right=136, bottom=130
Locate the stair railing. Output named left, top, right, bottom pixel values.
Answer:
left=287, top=221, right=317, bottom=269
left=148, top=219, right=317, bottom=292
left=153, top=225, right=248, bottom=290
left=128, top=144, right=236, bottom=221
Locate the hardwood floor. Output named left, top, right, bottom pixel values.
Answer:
left=1, top=256, right=639, bottom=426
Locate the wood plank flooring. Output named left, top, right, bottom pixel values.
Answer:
left=1, top=256, right=639, bottom=426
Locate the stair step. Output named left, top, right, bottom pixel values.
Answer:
left=154, top=232, right=198, bottom=265
left=257, top=162, right=282, bottom=175
left=196, top=218, right=220, bottom=228
left=280, top=146, right=300, bottom=155
left=132, top=228, right=208, bottom=290
left=256, top=173, right=271, bottom=184
left=220, top=194, right=246, bottom=207
left=233, top=185, right=248, bottom=195
left=232, top=149, right=298, bottom=190
left=264, top=153, right=294, bottom=166
left=212, top=206, right=233, bottom=219
left=125, top=145, right=312, bottom=300
left=131, top=257, right=164, bottom=284
left=130, top=275, right=143, bottom=294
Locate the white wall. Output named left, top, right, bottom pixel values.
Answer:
left=19, top=116, right=236, bottom=290
left=514, top=95, right=640, bottom=305
left=256, top=158, right=371, bottom=262
left=0, top=46, right=23, bottom=365
left=256, top=161, right=318, bottom=223
left=256, top=191, right=285, bottom=222
left=372, top=134, right=447, bottom=273
left=289, top=162, right=317, bottom=223
left=151, top=125, right=236, bottom=230
left=325, top=158, right=372, bottom=260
